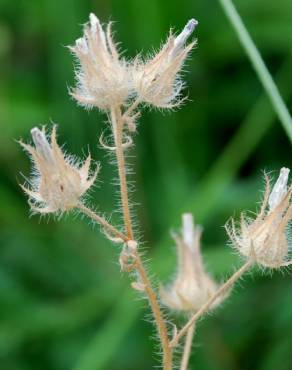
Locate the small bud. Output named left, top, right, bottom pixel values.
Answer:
left=119, top=240, right=138, bottom=272
left=226, top=168, right=292, bottom=268
left=127, top=240, right=138, bottom=253
left=131, top=281, right=146, bottom=292
left=19, top=126, right=98, bottom=214
left=160, top=213, right=222, bottom=312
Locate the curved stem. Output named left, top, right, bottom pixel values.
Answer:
left=180, top=322, right=195, bottom=370
left=77, top=203, right=128, bottom=242
left=171, top=259, right=253, bottom=347
left=111, top=107, right=134, bottom=239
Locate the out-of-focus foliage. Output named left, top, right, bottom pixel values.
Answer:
left=0, top=0, right=292, bottom=369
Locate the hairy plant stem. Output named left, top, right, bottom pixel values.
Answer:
left=180, top=322, right=195, bottom=370
left=111, top=107, right=134, bottom=239
left=110, top=105, right=173, bottom=370
left=171, top=259, right=253, bottom=347
left=77, top=203, right=128, bottom=242
left=135, top=253, right=173, bottom=370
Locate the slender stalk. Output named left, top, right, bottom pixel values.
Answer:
left=77, top=203, right=128, bottom=242
left=110, top=106, right=172, bottom=369
left=135, top=253, right=173, bottom=370
left=171, top=259, right=253, bottom=347
left=111, top=107, right=134, bottom=239
left=218, top=0, right=292, bottom=143
left=180, top=322, right=195, bottom=370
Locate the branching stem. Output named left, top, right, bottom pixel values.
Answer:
left=123, top=98, right=141, bottom=120
left=110, top=105, right=173, bottom=370
left=77, top=203, right=129, bottom=242
left=171, top=259, right=253, bottom=347
left=180, top=322, right=195, bottom=370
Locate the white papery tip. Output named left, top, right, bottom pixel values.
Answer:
left=185, top=19, right=199, bottom=33
left=31, top=127, right=54, bottom=163
left=172, top=18, right=198, bottom=56
left=31, top=127, right=46, bottom=147
left=182, top=213, right=194, bottom=249
left=88, top=13, right=107, bottom=47
left=89, top=13, right=98, bottom=30
left=269, top=167, right=290, bottom=210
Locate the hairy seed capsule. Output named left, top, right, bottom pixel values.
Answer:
left=20, top=126, right=98, bottom=214
left=226, top=168, right=292, bottom=268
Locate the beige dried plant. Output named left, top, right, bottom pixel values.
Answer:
left=69, top=13, right=132, bottom=110
left=20, top=126, right=98, bottom=214
left=18, top=13, right=292, bottom=370
left=132, top=19, right=198, bottom=108
left=226, top=168, right=292, bottom=268
left=161, top=213, right=221, bottom=311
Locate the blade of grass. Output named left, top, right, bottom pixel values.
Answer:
left=218, top=0, right=292, bottom=143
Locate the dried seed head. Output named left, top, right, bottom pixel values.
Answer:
left=132, top=19, right=198, bottom=108
left=69, top=13, right=133, bottom=110
left=226, top=168, right=292, bottom=268
left=160, top=213, right=221, bottom=312
left=19, top=126, right=98, bottom=214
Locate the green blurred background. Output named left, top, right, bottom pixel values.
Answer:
left=1, top=0, right=292, bottom=369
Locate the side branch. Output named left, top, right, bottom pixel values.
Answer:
left=77, top=203, right=128, bottom=242
left=171, top=259, right=253, bottom=347
left=180, top=322, right=195, bottom=370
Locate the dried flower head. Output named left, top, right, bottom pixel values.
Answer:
left=69, top=13, right=132, bottom=110
left=226, top=168, right=292, bottom=268
left=161, top=213, right=221, bottom=311
left=19, top=126, right=98, bottom=214
left=132, top=19, right=198, bottom=108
